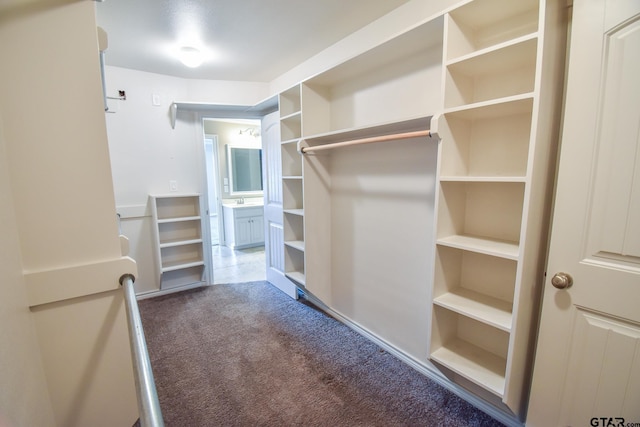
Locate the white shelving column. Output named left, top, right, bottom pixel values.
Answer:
left=150, top=194, right=207, bottom=291
left=430, top=0, right=566, bottom=418
left=279, top=85, right=306, bottom=286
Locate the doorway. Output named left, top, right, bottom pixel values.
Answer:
left=202, top=118, right=266, bottom=284
left=204, top=134, right=221, bottom=245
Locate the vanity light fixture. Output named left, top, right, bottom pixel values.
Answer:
left=178, top=46, right=204, bottom=68
left=239, top=128, right=260, bottom=137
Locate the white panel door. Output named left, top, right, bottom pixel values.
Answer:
left=261, top=110, right=298, bottom=298
left=527, top=1, right=640, bottom=425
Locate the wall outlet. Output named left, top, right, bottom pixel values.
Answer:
left=169, top=180, right=177, bottom=191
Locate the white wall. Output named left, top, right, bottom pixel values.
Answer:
left=270, top=0, right=459, bottom=93
left=0, top=114, right=55, bottom=427
left=104, top=0, right=462, bottom=297
left=328, top=139, right=437, bottom=362
left=0, top=2, right=138, bottom=425
left=105, top=67, right=269, bottom=294
left=106, top=0, right=458, bottom=304
left=105, top=67, right=201, bottom=294
left=104, top=0, right=460, bottom=298
left=106, top=67, right=205, bottom=205
left=185, top=78, right=271, bottom=105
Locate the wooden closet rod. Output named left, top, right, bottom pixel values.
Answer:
left=301, top=129, right=431, bottom=154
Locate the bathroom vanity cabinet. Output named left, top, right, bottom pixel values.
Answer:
left=223, top=205, right=265, bottom=249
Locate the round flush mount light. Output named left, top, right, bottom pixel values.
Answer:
left=178, top=46, right=204, bottom=68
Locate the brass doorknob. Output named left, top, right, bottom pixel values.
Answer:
left=551, top=272, right=573, bottom=289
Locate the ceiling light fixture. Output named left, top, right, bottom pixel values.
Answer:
left=178, top=46, right=204, bottom=68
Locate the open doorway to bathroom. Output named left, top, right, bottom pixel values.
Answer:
left=202, top=118, right=266, bottom=284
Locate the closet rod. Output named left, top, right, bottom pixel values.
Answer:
left=301, top=130, right=431, bottom=154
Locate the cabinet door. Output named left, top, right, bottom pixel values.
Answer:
left=234, top=217, right=253, bottom=247
left=251, top=215, right=265, bottom=244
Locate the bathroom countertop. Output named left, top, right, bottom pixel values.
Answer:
left=222, top=200, right=264, bottom=208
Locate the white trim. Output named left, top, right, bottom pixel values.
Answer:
left=301, top=291, right=523, bottom=427
left=26, top=256, right=138, bottom=307
left=135, top=282, right=206, bottom=300
left=117, top=204, right=150, bottom=219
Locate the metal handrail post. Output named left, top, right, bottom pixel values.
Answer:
left=120, top=274, right=164, bottom=427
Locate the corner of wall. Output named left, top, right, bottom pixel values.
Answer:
left=0, top=108, right=56, bottom=427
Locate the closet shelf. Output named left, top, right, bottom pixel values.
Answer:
left=159, top=238, right=203, bottom=248
left=281, top=119, right=302, bottom=140
left=439, top=176, right=526, bottom=183
left=280, top=110, right=302, bottom=121
left=446, top=0, right=539, bottom=61
left=448, top=0, right=538, bottom=28
left=284, top=240, right=305, bottom=252
left=161, top=259, right=205, bottom=273
left=306, top=18, right=443, bottom=87
left=285, top=271, right=305, bottom=286
left=284, top=209, right=304, bottom=216
left=301, top=130, right=431, bottom=154
left=437, top=235, right=519, bottom=260
left=434, top=289, right=513, bottom=332
left=431, top=338, right=506, bottom=397
left=302, top=115, right=432, bottom=146
left=446, top=34, right=537, bottom=70
left=279, top=86, right=301, bottom=117
left=157, top=215, right=201, bottom=224
left=443, top=94, right=534, bottom=119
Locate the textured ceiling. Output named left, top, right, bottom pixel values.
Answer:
left=96, top=0, right=410, bottom=82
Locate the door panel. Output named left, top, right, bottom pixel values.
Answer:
left=527, top=1, right=640, bottom=425
left=252, top=215, right=264, bottom=243
left=262, top=111, right=298, bottom=298
left=560, top=309, right=640, bottom=425
left=235, top=218, right=252, bottom=247
left=268, top=222, right=285, bottom=273
left=586, top=12, right=640, bottom=264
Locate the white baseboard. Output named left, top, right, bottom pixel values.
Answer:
left=136, top=282, right=206, bottom=300
left=116, top=204, right=149, bottom=219
left=300, top=291, right=523, bottom=427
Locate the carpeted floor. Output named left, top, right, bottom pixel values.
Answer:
left=138, top=281, right=504, bottom=426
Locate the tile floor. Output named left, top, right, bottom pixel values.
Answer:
left=211, top=245, right=266, bottom=284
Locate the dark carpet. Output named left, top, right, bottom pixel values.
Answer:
left=138, top=281, right=504, bottom=426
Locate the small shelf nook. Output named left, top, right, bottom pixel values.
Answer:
left=150, top=194, right=207, bottom=290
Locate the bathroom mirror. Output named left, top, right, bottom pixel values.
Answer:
left=227, top=145, right=263, bottom=195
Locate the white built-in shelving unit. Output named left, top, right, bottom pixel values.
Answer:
left=429, top=0, right=566, bottom=417
left=276, top=0, right=566, bottom=421
left=279, top=18, right=443, bottom=304
left=279, top=85, right=306, bottom=286
left=150, top=194, right=207, bottom=290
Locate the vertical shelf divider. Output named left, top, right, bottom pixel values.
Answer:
left=430, top=0, right=566, bottom=419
